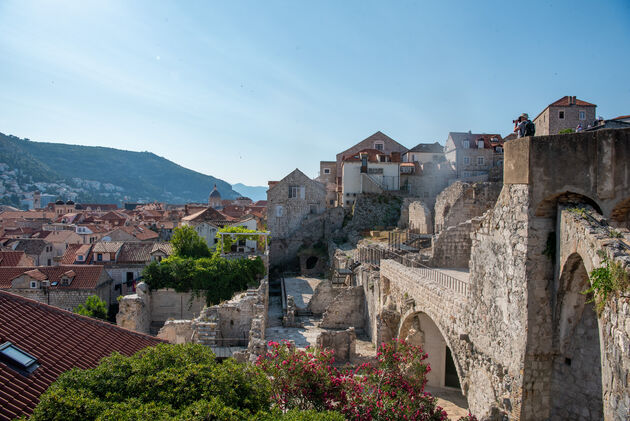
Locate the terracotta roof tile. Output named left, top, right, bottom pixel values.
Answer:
left=0, top=290, right=164, bottom=420
left=0, top=266, right=108, bottom=290
left=549, top=96, right=596, bottom=107
left=0, top=252, right=29, bottom=267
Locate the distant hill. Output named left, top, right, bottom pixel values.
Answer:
left=232, top=183, right=268, bottom=202
left=0, top=132, right=240, bottom=204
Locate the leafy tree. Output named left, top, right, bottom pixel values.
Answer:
left=142, top=254, right=265, bottom=306
left=28, top=344, right=341, bottom=421
left=558, top=128, right=575, bottom=134
left=171, top=225, right=211, bottom=258
left=74, top=295, right=108, bottom=320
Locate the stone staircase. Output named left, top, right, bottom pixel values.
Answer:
left=193, top=308, right=220, bottom=346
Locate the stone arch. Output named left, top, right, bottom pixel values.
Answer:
left=610, top=197, right=630, bottom=228
left=550, top=252, right=603, bottom=420
left=535, top=191, right=603, bottom=218
left=397, top=310, right=466, bottom=391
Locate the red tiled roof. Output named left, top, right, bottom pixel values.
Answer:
left=0, top=266, right=108, bottom=290
left=0, top=290, right=164, bottom=420
left=549, top=96, right=596, bottom=107
left=613, top=114, right=630, bottom=120
left=253, top=200, right=267, bottom=206
left=60, top=244, right=83, bottom=264
left=0, top=252, right=29, bottom=267
left=342, top=148, right=402, bottom=163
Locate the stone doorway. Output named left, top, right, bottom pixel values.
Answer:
left=550, top=253, right=603, bottom=421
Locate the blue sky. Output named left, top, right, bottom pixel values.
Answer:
left=0, top=0, right=628, bottom=186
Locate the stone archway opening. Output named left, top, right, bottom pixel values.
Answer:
left=535, top=191, right=603, bottom=218
left=398, top=312, right=462, bottom=390
left=610, top=197, right=630, bottom=229
left=305, top=256, right=318, bottom=270
left=550, top=253, right=603, bottom=421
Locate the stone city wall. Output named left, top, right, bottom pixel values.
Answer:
left=320, top=286, right=365, bottom=329
left=434, top=181, right=500, bottom=234
left=429, top=217, right=483, bottom=268
left=407, top=200, right=433, bottom=234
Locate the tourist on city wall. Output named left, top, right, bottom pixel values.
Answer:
left=576, top=124, right=583, bottom=132
left=513, top=113, right=535, bottom=138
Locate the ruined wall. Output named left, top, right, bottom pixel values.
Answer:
left=344, top=194, right=403, bottom=243
left=308, top=280, right=343, bottom=315
left=157, top=320, right=194, bottom=344
left=434, top=181, right=501, bottom=234
left=429, top=217, right=483, bottom=268
left=117, top=283, right=151, bottom=334
left=408, top=200, right=433, bottom=234
left=465, top=184, right=532, bottom=419
left=320, top=286, right=365, bottom=329
left=150, top=289, right=206, bottom=323
left=316, top=328, right=357, bottom=362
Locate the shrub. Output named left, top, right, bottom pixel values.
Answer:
left=256, top=339, right=448, bottom=420
left=30, top=344, right=271, bottom=421
left=74, top=295, right=108, bottom=320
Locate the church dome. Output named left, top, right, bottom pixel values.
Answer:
left=209, top=184, right=222, bottom=199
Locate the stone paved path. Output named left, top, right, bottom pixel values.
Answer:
left=425, top=386, right=470, bottom=420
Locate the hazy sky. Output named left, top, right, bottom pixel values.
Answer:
left=1, top=1, right=628, bottom=186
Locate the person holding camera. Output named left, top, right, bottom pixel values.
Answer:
left=513, top=113, right=535, bottom=138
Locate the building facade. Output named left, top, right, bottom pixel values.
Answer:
left=533, top=96, right=597, bottom=135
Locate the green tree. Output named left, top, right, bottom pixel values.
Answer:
left=171, top=225, right=211, bottom=258
left=74, top=295, right=108, bottom=320
left=28, top=344, right=341, bottom=421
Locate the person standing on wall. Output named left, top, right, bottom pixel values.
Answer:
left=513, top=113, right=535, bottom=138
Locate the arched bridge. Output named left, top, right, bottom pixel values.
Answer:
left=367, top=129, right=630, bottom=420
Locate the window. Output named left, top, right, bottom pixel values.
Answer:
left=30, top=281, right=37, bottom=289
left=463, top=156, right=470, bottom=165
left=0, top=342, right=39, bottom=374
left=288, top=186, right=305, bottom=199
left=97, top=253, right=103, bottom=261
left=323, top=168, right=331, bottom=174
left=463, top=140, right=469, bottom=148
left=477, top=140, right=484, bottom=149
left=496, top=146, right=503, bottom=153
left=77, top=255, right=83, bottom=261
left=275, top=205, right=283, bottom=217
left=329, top=199, right=334, bottom=205
left=497, top=160, right=504, bottom=167
left=579, top=110, right=586, bottom=120
left=61, top=277, right=69, bottom=286
left=47, top=259, right=51, bottom=266
left=374, top=142, right=384, bottom=151
left=559, top=110, right=565, bottom=119
left=477, top=156, right=484, bottom=165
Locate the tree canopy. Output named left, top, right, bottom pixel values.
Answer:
left=28, top=344, right=342, bottom=421
left=73, top=295, right=108, bottom=320
left=171, top=225, right=211, bottom=258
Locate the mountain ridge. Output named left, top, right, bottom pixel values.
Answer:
left=0, top=132, right=240, bottom=205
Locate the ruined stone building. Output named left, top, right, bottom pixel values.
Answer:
left=315, top=160, right=337, bottom=208
left=533, top=95, right=597, bottom=135
left=267, top=169, right=332, bottom=266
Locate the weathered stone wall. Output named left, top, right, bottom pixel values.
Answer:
left=465, top=184, right=532, bottom=419
left=434, top=181, right=501, bottom=234
left=117, top=282, right=152, bottom=334
left=270, top=207, right=344, bottom=267
left=316, top=328, right=357, bottom=363
left=149, top=289, right=206, bottom=323
left=556, top=206, right=630, bottom=420
left=308, top=280, right=342, bottom=315
left=320, top=286, right=365, bottom=329
left=429, top=217, right=483, bottom=268
left=7, top=283, right=112, bottom=312
left=157, top=320, right=194, bottom=344
left=408, top=200, right=433, bottom=234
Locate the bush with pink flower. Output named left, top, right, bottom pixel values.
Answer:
left=257, top=339, right=452, bottom=420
